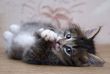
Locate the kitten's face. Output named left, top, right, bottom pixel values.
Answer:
left=53, top=31, right=89, bottom=66
left=52, top=26, right=103, bottom=66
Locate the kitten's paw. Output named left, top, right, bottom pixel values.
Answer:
left=40, top=29, right=58, bottom=41
left=3, top=31, right=13, bottom=41
left=9, top=24, right=20, bottom=34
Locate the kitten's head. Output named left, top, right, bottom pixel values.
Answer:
left=52, top=24, right=104, bottom=66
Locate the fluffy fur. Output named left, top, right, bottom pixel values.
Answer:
left=3, top=21, right=105, bottom=66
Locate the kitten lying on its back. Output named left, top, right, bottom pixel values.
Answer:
left=3, top=21, right=105, bottom=66
left=4, top=22, right=62, bottom=63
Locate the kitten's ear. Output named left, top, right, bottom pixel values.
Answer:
left=87, top=53, right=105, bottom=67
left=84, top=26, right=102, bottom=39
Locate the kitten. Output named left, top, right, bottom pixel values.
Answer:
left=3, top=21, right=105, bottom=66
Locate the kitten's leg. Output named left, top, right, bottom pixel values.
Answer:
left=3, top=31, right=21, bottom=59
left=3, top=31, right=13, bottom=42
left=3, top=24, right=20, bottom=49
left=38, top=28, right=61, bottom=41
left=3, top=31, right=36, bottom=59
left=3, top=31, right=14, bottom=50
left=9, top=24, right=20, bottom=34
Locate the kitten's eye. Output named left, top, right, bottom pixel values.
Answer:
left=66, top=34, right=71, bottom=39
left=63, top=46, right=72, bottom=56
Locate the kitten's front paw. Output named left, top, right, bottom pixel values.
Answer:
left=40, top=29, right=58, bottom=41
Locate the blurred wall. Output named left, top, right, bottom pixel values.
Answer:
left=0, top=0, right=110, bottom=48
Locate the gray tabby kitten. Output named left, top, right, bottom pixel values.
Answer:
left=3, top=21, right=105, bottom=66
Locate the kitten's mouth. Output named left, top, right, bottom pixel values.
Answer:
left=52, top=41, right=61, bottom=49
left=55, top=38, right=65, bottom=47
left=53, top=38, right=68, bottom=49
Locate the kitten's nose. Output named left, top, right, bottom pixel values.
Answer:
left=58, top=38, right=67, bottom=45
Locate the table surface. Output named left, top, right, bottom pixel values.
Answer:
left=0, top=45, right=110, bottom=74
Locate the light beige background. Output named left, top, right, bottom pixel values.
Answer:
left=0, top=0, right=110, bottom=48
